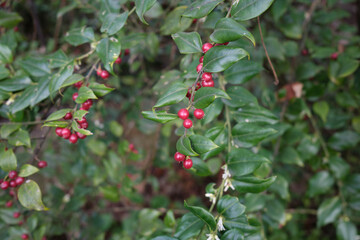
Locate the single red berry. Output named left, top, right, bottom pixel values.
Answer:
left=202, top=72, right=212, bottom=82
left=74, top=81, right=83, bottom=89
left=115, top=57, right=122, bottom=64
left=72, top=92, right=78, bottom=101
left=196, top=63, right=203, bottom=73
left=1, top=181, right=9, bottom=190
left=331, top=52, right=338, bottom=60
left=124, top=49, right=130, bottom=56
left=178, top=109, right=189, bottom=120
left=15, top=177, right=24, bottom=186
left=100, top=70, right=109, bottom=79
left=38, top=161, right=48, bottom=168
left=21, top=234, right=29, bottom=240
left=9, top=180, right=17, bottom=188
left=55, top=127, right=63, bottom=137
left=14, top=26, right=19, bottom=32
left=84, top=99, right=93, bottom=107
left=80, top=122, right=89, bottom=129
left=192, top=19, right=198, bottom=24
left=183, top=119, right=193, bottom=129
left=81, top=103, right=91, bottom=111
left=202, top=80, right=214, bottom=87
left=129, top=143, right=135, bottom=151
left=202, top=43, right=213, bottom=53
left=183, top=158, right=193, bottom=169
left=64, top=112, right=72, bottom=120
left=5, top=201, right=13, bottom=208
left=69, top=134, right=78, bottom=144
left=301, top=49, right=309, bottom=56
left=13, top=212, right=20, bottom=218
left=199, top=56, right=204, bottom=63
left=18, top=220, right=24, bottom=226
left=8, top=170, right=17, bottom=179
left=97, top=68, right=102, bottom=76
left=174, top=152, right=185, bottom=162
left=9, top=190, right=15, bottom=196
left=77, top=117, right=87, bottom=124
left=61, top=128, right=71, bottom=139
left=76, top=132, right=86, bottom=139
left=194, top=109, right=205, bottom=119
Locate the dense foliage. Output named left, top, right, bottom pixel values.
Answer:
left=0, top=0, right=359, bottom=239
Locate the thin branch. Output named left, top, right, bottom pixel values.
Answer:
left=300, top=0, right=322, bottom=50
left=0, top=120, right=45, bottom=126
left=257, top=16, right=279, bottom=86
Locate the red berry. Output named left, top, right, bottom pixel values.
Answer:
left=21, top=234, right=29, bottom=240
left=14, top=26, right=19, bottom=32
left=69, top=134, right=78, bottom=144
left=9, top=190, right=15, bottom=196
left=61, top=128, right=71, bottom=139
left=76, top=132, right=87, bottom=139
left=178, top=109, right=189, bottom=120
left=115, top=57, right=122, bottom=64
left=8, top=170, right=17, bottom=179
left=194, top=109, right=205, bottom=119
left=202, top=80, right=214, bottom=87
left=1, top=181, right=9, bottom=190
left=9, top=180, right=17, bottom=188
left=42, top=237, right=47, bottom=240
left=129, top=143, right=135, bottom=151
left=202, top=43, right=213, bottom=53
left=223, top=42, right=229, bottom=45
left=331, top=52, right=338, bottom=60
left=80, top=122, right=88, bottom=129
left=55, top=127, right=63, bottom=137
left=38, top=161, right=48, bottom=168
left=199, top=56, right=204, bottom=63
left=192, top=19, right=198, bottom=24
left=77, top=117, right=87, bottom=124
left=81, top=103, right=90, bottom=111
left=64, top=112, right=72, bottom=120
left=5, top=201, right=13, bottom=208
left=301, top=49, right=309, bottom=56
left=195, top=82, right=202, bottom=90
left=100, top=70, right=109, bottom=79
left=13, top=212, right=20, bottom=218
left=183, top=119, right=193, bottom=129
left=174, top=152, right=185, bottom=162
left=196, top=63, right=203, bottom=73
left=15, top=177, right=24, bottom=186
left=124, top=49, right=130, bottom=56
left=74, top=81, right=83, bottom=89
left=18, top=220, right=24, bottom=226
left=72, top=92, right=78, bottom=101
left=183, top=158, right=193, bottom=169
left=97, top=68, right=102, bottom=76
left=84, top=99, right=93, bottom=107
left=202, top=72, right=212, bottom=82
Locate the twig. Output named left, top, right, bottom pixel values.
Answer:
left=0, top=120, right=45, bottom=126
left=257, top=16, right=279, bottom=85
left=300, top=0, right=322, bottom=50
left=53, top=0, right=66, bottom=51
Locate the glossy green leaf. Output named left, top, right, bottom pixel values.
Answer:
left=190, top=157, right=212, bottom=176
left=221, top=229, right=244, bottom=240
left=172, top=32, right=202, bottom=54
left=184, top=201, right=216, bottom=231
left=232, top=122, right=277, bottom=148
left=268, top=175, right=290, bottom=200
left=183, top=0, right=223, bottom=18
left=217, top=195, right=246, bottom=219
left=224, top=60, right=262, bottom=84
left=164, top=210, right=176, bottom=228
left=266, top=198, right=286, bottom=224
left=96, top=37, right=121, bottom=73
left=174, top=213, right=204, bottom=240
left=328, top=130, right=360, bottom=151
left=0, top=124, right=21, bottom=138
left=0, top=148, right=17, bottom=171
left=89, top=83, right=115, bottom=97
left=176, top=136, right=199, bottom=157
left=0, top=10, right=23, bottom=28
left=202, top=98, right=224, bottom=125
left=232, top=176, right=277, bottom=193
left=231, top=0, right=275, bottom=21
left=8, top=129, right=31, bottom=148
left=0, top=65, right=9, bottom=80
left=153, top=82, right=187, bottom=108
left=210, top=18, right=255, bottom=45
left=64, top=27, right=95, bottom=46
left=0, top=75, right=32, bottom=92
left=203, top=46, right=249, bottom=73
left=87, top=139, right=107, bottom=156
left=307, top=171, right=335, bottom=197
left=19, top=164, right=39, bottom=177
left=193, top=87, right=230, bottom=109
left=337, top=220, right=358, bottom=240
left=329, top=156, right=350, bottom=180
left=71, top=121, right=92, bottom=136
left=19, top=57, right=51, bottom=77
left=142, top=111, right=178, bottom=123
left=109, top=121, right=123, bottom=137
left=189, top=134, right=218, bottom=154
left=42, top=121, right=68, bottom=128
left=226, top=148, right=270, bottom=177
left=46, top=49, right=70, bottom=68
left=232, top=105, right=278, bottom=125
left=75, top=86, right=98, bottom=104
left=223, top=86, right=258, bottom=108
left=135, top=0, right=156, bottom=24
left=73, top=110, right=88, bottom=121
left=278, top=146, right=303, bottom=167
left=160, top=7, right=193, bottom=35
left=45, top=109, right=72, bottom=122
left=101, top=12, right=128, bottom=35
left=0, top=43, right=13, bottom=64
left=18, top=180, right=48, bottom=211
left=313, top=101, right=329, bottom=123
left=317, top=197, right=341, bottom=227
left=50, top=64, right=74, bottom=94
left=61, top=74, right=84, bottom=88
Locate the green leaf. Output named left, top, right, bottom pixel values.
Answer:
left=71, top=121, right=92, bottom=136
left=217, top=195, right=246, bottom=219
left=184, top=201, right=216, bottom=231
left=0, top=43, right=13, bottom=64
left=17, top=180, right=48, bottom=211
left=203, top=46, right=249, bottom=73
left=268, top=175, right=290, bottom=200
left=0, top=124, right=21, bottom=138
left=8, top=129, right=31, bottom=148
left=96, top=37, right=121, bottom=73
left=210, top=18, right=255, bottom=45
left=64, top=27, right=95, bottom=46
left=99, top=185, right=120, bottom=202
left=328, top=130, right=360, bottom=151
left=46, top=49, right=70, bottom=68
left=232, top=105, right=278, bottom=125
left=160, top=6, right=192, bottom=35
left=19, top=57, right=51, bottom=77
left=231, top=0, right=275, bottom=21
left=189, top=157, right=212, bottom=176
left=164, top=210, right=176, bottom=228
left=174, top=213, right=204, bottom=240
left=266, top=198, right=286, bottom=224
left=42, top=121, right=68, bottom=128
left=0, top=75, right=32, bottom=92
left=0, top=148, right=17, bottom=171
left=0, top=65, right=9, bottom=80
left=142, top=111, right=178, bottom=124
left=329, top=156, right=350, bottom=180
left=307, top=171, right=335, bottom=197
left=221, top=229, right=244, bottom=240
left=109, top=121, right=123, bottom=137
left=75, top=86, right=98, bottom=104
left=18, top=164, right=39, bottom=177
left=87, top=138, right=107, bottom=156
left=317, top=197, right=341, bottom=227
left=172, top=32, right=202, bottom=54
left=232, top=176, right=277, bottom=193
left=49, top=63, right=74, bottom=93
left=61, top=74, right=84, bottom=88
left=193, top=87, right=230, bottom=109
left=183, top=0, right=223, bottom=19
left=223, top=86, right=258, bottom=108
left=154, top=82, right=187, bottom=108
left=224, top=60, right=262, bottom=84
left=313, top=101, right=329, bottom=123
left=232, top=122, right=277, bottom=148
left=189, top=134, right=218, bottom=154
left=138, top=209, right=161, bottom=236
left=278, top=146, right=303, bottom=167
left=176, top=136, right=199, bottom=157
left=337, top=220, right=358, bottom=240
left=226, top=148, right=270, bottom=177
left=101, top=12, right=128, bottom=35
left=89, top=83, right=115, bottom=97
left=135, top=0, right=157, bottom=24
left=45, top=109, right=72, bottom=122
left=0, top=10, right=23, bottom=28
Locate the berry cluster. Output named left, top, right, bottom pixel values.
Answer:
left=174, top=152, right=193, bottom=169
left=0, top=170, right=25, bottom=190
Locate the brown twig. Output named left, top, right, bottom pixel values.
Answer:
left=257, top=16, right=279, bottom=86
